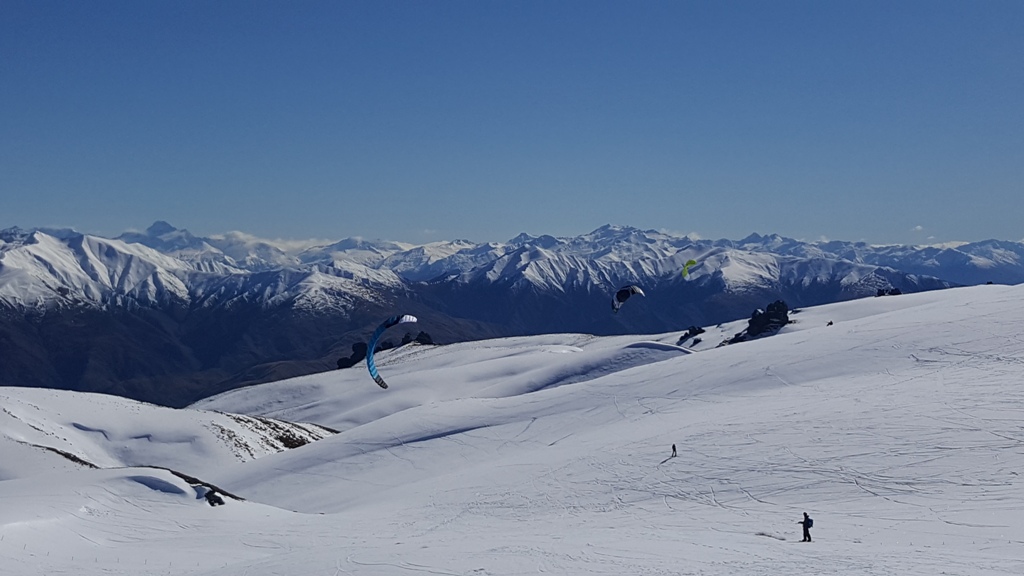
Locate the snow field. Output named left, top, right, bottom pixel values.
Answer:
left=1, top=284, right=1022, bottom=574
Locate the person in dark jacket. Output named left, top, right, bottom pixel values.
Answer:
left=798, top=512, right=813, bottom=542
left=671, top=444, right=677, bottom=457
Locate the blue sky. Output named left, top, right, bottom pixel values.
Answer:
left=2, top=1, right=1022, bottom=245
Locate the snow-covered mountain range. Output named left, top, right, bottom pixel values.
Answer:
left=2, top=284, right=1023, bottom=575
left=2, top=221, right=1021, bottom=405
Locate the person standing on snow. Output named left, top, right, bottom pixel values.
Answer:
left=671, top=444, right=677, bottom=457
left=798, top=512, right=813, bottom=542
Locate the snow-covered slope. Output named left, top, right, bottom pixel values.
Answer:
left=0, top=388, right=334, bottom=481
left=2, top=284, right=1022, bottom=575
left=0, top=231, right=192, bottom=308
left=731, top=232, right=1024, bottom=285
left=0, top=227, right=403, bottom=312
left=0, top=222, right=988, bottom=315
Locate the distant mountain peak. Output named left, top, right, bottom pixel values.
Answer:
left=739, top=232, right=794, bottom=245
left=0, top=226, right=29, bottom=240
left=508, top=232, right=537, bottom=245
left=590, top=224, right=641, bottom=236
left=146, top=221, right=178, bottom=237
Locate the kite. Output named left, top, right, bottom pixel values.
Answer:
left=366, top=314, right=418, bottom=389
left=611, top=285, right=645, bottom=313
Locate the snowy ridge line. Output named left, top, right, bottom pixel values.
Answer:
left=16, top=436, right=245, bottom=500
left=3, top=222, right=1015, bottom=313
left=14, top=438, right=99, bottom=469
left=624, top=340, right=695, bottom=353
left=0, top=387, right=337, bottom=481
left=150, top=466, right=246, bottom=501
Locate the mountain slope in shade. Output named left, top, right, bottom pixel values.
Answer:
left=0, top=284, right=1022, bottom=575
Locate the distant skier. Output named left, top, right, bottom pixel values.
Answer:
left=671, top=444, right=677, bottom=457
left=798, top=512, right=813, bottom=542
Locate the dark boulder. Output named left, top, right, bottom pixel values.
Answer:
left=728, top=300, right=790, bottom=343
left=676, top=325, right=706, bottom=346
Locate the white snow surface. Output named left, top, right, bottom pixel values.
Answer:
left=3, top=284, right=1024, bottom=575
left=0, top=232, right=192, bottom=307
left=0, top=389, right=334, bottom=481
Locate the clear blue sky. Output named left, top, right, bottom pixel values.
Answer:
left=2, top=1, right=1022, bottom=245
